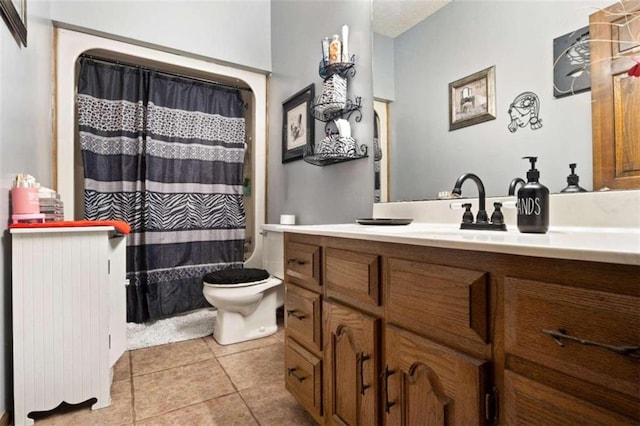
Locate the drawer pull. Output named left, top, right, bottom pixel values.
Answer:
left=380, top=365, right=396, bottom=413
left=287, top=367, right=306, bottom=382
left=286, top=309, right=306, bottom=320
left=287, top=258, right=306, bottom=266
left=542, top=328, right=640, bottom=358
left=359, top=353, right=371, bottom=395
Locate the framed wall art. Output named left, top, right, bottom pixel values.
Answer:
left=1, top=0, right=27, bottom=47
left=449, top=66, right=496, bottom=131
left=553, top=26, right=590, bottom=98
left=282, top=84, right=314, bottom=163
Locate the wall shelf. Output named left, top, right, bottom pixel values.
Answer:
left=304, top=51, right=365, bottom=167
left=318, top=55, right=356, bottom=79
left=311, top=97, right=362, bottom=122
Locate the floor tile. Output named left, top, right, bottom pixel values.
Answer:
left=131, top=338, right=213, bottom=377
left=34, top=379, right=133, bottom=426
left=136, top=393, right=257, bottom=426
left=273, top=327, right=285, bottom=343
left=217, top=344, right=284, bottom=390
left=240, top=380, right=316, bottom=426
left=204, top=334, right=281, bottom=357
left=133, top=359, right=235, bottom=421
left=113, top=352, right=131, bottom=382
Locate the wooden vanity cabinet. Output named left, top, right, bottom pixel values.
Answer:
left=284, top=234, right=324, bottom=424
left=283, top=232, right=640, bottom=425
left=503, top=273, right=640, bottom=423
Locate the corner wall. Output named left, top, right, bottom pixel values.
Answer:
left=268, top=0, right=375, bottom=225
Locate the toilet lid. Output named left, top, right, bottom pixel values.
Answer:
left=203, top=268, right=270, bottom=286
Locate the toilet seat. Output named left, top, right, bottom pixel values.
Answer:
left=204, top=278, right=272, bottom=288
left=203, top=268, right=272, bottom=288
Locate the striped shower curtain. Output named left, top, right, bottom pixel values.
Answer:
left=77, top=58, right=247, bottom=323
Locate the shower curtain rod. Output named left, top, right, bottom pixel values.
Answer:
left=79, top=54, right=251, bottom=93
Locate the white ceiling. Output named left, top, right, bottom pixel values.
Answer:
left=372, top=0, right=452, bottom=38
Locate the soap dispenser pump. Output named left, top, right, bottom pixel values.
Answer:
left=560, top=163, right=587, bottom=193
left=517, top=156, right=549, bottom=233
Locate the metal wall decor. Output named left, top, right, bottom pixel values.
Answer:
left=448, top=66, right=496, bottom=131
left=553, top=26, right=591, bottom=98
left=507, top=92, right=543, bottom=133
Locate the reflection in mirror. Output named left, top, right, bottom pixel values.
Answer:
left=372, top=0, right=614, bottom=202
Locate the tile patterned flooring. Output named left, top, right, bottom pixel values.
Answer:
left=33, top=326, right=317, bottom=425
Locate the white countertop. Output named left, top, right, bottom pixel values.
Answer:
left=263, top=223, right=640, bottom=266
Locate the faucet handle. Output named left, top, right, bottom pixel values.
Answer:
left=490, top=202, right=504, bottom=225
left=461, top=203, right=474, bottom=224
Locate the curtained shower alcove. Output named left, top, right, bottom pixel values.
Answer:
left=77, top=57, right=249, bottom=323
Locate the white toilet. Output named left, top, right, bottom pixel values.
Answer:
left=202, top=230, right=284, bottom=345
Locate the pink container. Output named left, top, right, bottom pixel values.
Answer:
left=11, top=188, right=40, bottom=215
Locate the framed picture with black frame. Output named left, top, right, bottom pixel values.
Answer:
left=282, top=84, right=314, bottom=163
left=1, top=0, right=27, bottom=47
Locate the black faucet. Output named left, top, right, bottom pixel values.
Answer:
left=452, top=173, right=488, bottom=223
left=508, top=177, right=525, bottom=196
left=452, top=173, right=506, bottom=231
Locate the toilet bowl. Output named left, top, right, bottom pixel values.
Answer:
left=202, top=229, right=285, bottom=345
left=203, top=270, right=283, bottom=345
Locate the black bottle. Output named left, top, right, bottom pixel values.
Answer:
left=517, top=156, right=549, bottom=233
left=560, top=163, right=587, bottom=193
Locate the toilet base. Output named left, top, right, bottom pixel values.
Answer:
left=213, top=286, right=282, bottom=345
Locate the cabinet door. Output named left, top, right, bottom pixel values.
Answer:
left=324, top=301, right=380, bottom=426
left=384, top=326, right=488, bottom=426
left=590, top=1, right=640, bottom=190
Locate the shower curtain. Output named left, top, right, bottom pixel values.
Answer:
left=77, top=58, right=247, bottom=323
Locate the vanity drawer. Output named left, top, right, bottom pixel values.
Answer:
left=387, top=258, right=489, bottom=343
left=285, top=283, right=322, bottom=353
left=504, top=370, right=635, bottom=425
left=285, top=241, right=321, bottom=290
left=504, top=277, right=640, bottom=399
left=285, top=337, right=323, bottom=422
left=325, top=248, right=380, bottom=306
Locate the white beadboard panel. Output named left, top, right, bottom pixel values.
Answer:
left=109, top=236, right=127, bottom=366
left=10, top=227, right=126, bottom=426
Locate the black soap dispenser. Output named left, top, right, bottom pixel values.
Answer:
left=560, top=163, right=587, bottom=193
left=517, top=156, right=549, bottom=233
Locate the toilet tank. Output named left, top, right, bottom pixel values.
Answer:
left=262, top=229, right=284, bottom=279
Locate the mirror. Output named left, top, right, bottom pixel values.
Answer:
left=372, top=0, right=607, bottom=202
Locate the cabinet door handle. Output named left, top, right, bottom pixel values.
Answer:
left=287, top=367, right=306, bottom=382
left=286, top=309, right=306, bottom=320
left=380, top=365, right=396, bottom=413
left=542, top=328, right=640, bottom=358
left=287, top=258, right=306, bottom=265
left=359, top=353, right=371, bottom=395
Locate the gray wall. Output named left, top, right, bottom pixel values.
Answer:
left=389, top=0, right=609, bottom=201
left=268, top=0, right=374, bottom=225
left=0, top=0, right=54, bottom=413
left=50, top=0, right=272, bottom=71
left=373, top=32, right=394, bottom=101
